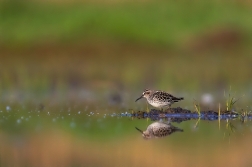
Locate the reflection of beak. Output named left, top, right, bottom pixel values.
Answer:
left=135, top=127, right=144, bottom=134
left=135, top=95, right=143, bottom=102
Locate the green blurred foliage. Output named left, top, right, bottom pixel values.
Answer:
left=0, top=0, right=252, bottom=104
left=1, top=0, right=252, bottom=46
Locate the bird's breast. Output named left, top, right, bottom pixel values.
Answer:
left=148, top=99, right=171, bottom=107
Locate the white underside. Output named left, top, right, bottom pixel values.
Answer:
left=148, top=100, right=171, bottom=108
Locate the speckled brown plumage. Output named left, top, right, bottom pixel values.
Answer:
left=135, top=89, right=184, bottom=109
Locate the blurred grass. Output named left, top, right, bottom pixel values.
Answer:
left=1, top=0, right=252, bottom=46
left=1, top=0, right=252, bottom=105
left=0, top=51, right=251, bottom=105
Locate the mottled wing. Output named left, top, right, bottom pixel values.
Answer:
left=155, top=91, right=183, bottom=102
left=163, top=92, right=176, bottom=101
left=152, top=91, right=172, bottom=101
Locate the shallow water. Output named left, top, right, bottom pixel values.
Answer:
left=0, top=103, right=252, bottom=167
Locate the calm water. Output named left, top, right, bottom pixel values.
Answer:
left=0, top=102, right=252, bottom=167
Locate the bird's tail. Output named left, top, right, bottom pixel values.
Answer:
left=174, top=127, right=184, bottom=132
left=173, top=97, right=184, bottom=102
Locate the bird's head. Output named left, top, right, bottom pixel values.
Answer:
left=135, top=127, right=151, bottom=140
left=135, top=89, right=152, bottom=102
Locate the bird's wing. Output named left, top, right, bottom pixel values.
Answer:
left=161, top=92, right=174, bottom=100
left=162, top=92, right=182, bottom=101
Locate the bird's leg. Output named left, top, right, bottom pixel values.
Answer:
left=167, top=118, right=171, bottom=124
left=167, top=104, right=172, bottom=112
left=159, top=118, right=164, bottom=122
left=163, top=118, right=171, bottom=125
left=146, top=102, right=149, bottom=113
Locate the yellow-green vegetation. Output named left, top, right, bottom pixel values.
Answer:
left=193, top=100, right=201, bottom=116
left=224, top=89, right=249, bottom=122
left=225, top=92, right=239, bottom=111
left=193, top=100, right=201, bottom=128
left=240, top=108, right=252, bottom=123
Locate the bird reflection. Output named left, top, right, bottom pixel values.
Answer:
left=135, top=121, right=183, bottom=139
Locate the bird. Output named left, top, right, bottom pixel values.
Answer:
left=135, top=89, right=184, bottom=109
left=135, top=121, right=183, bottom=139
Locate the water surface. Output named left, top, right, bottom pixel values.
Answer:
left=0, top=103, right=252, bottom=167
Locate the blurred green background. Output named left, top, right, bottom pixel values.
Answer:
left=1, top=0, right=252, bottom=166
left=1, top=0, right=252, bottom=104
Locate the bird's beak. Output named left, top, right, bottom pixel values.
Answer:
left=135, top=127, right=144, bottom=134
left=135, top=95, right=143, bottom=102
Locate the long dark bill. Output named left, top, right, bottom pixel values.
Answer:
left=135, top=127, right=144, bottom=134
left=135, top=95, right=143, bottom=102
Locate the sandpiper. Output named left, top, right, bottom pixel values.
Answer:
left=135, top=121, right=183, bottom=139
left=135, top=89, right=184, bottom=109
